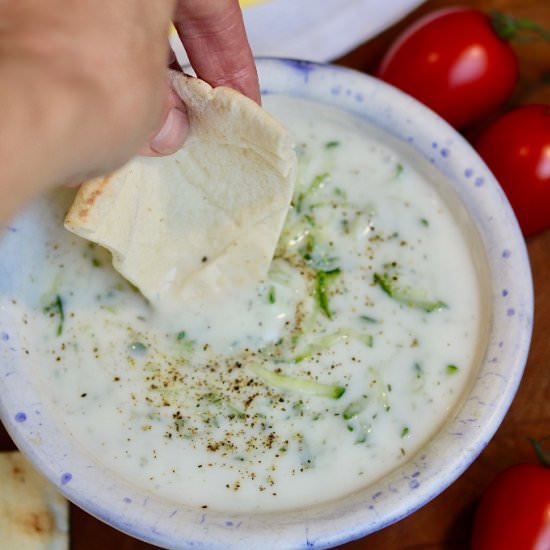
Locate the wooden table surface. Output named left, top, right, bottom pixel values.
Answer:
left=1, top=0, right=549, bottom=548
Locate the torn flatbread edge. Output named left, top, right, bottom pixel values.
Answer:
left=64, top=72, right=296, bottom=306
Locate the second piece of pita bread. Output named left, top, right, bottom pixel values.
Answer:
left=0, top=451, right=69, bottom=550
left=65, top=72, right=296, bottom=307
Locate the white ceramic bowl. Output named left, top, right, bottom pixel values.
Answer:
left=0, top=59, right=533, bottom=549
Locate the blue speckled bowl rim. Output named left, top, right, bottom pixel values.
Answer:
left=0, top=58, right=533, bottom=550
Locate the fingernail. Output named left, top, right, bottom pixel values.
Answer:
left=150, top=107, right=189, bottom=154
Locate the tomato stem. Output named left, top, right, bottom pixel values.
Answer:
left=490, top=12, right=550, bottom=43
left=529, top=435, right=550, bottom=467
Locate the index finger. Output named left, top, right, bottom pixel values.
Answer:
left=173, top=0, right=260, bottom=103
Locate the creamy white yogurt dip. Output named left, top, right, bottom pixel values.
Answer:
left=4, top=96, right=487, bottom=513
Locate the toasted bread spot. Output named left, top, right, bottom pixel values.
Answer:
left=85, top=175, right=112, bottom=206
left=19, top=510, right=54, bottom=537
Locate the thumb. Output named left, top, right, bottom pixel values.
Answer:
left=140, top=86, right=189, bottom=156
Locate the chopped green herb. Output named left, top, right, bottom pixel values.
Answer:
left=373, top=272, right=448, bottom=313
left=268, top=286, right=276, bottom=304
left=54, top=295, right=64, bottom=336
left=43, top=294, right=64, bottom=336
left=91, top=257, right=102, bottom=267
left=303, top=214, right=316, bottom=226
left=295, top=172, right=330, bottom=213
left=401, top=426, right=410, bottom=438
left=446, top=364, right=459, bottom=374
left=343, top=398, right=368, bottom=420
left=316, top=268, right=341, bottom=319
left=394, top=163, right=404, bottom=177
left=176, top=331, right=187, bottom=341
left=420, top=218, right=430, bottom=227
left=249, top=363, right=345, bottom=399
left=300, top=233, right=315, bottom=261
left=359, top=314, right=378, bottom=324
left=294, top=194, right=305, bottom=214
left=325, top=140, right=340, bottom=149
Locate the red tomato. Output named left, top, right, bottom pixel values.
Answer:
left=376, top=7, right=518, bottom=129
left=471, top=463, right=550, bottom=550
left=475, top=104, right=550, bottom=237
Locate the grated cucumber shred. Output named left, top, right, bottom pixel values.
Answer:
left=291, top=328, right=373, bottom=363
left=343, top=397, right=368, bottom=420
left=248, top=363, right=345, bottom=400
left=315, top=268, right=341, bottom=319
left=294, top=172, right=330, bottom=213
left=373, top=272, right=447, bottom=313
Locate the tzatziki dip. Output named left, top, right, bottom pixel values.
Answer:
left=2, top=95, right=487, bottom=513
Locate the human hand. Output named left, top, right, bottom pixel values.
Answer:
left=144, top=0, right=260, bottom=156
left=0, top=0, right=258, bottom=220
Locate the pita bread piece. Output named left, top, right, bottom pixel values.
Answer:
left=0, top=451, right=69, bottom=550
left=65, top=73, right=296, bottom=307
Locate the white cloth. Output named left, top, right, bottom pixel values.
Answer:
left=171, top=0, right=425, bottom=64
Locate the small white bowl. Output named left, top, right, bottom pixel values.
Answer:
left=0, top=59, right=533, bottom=549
